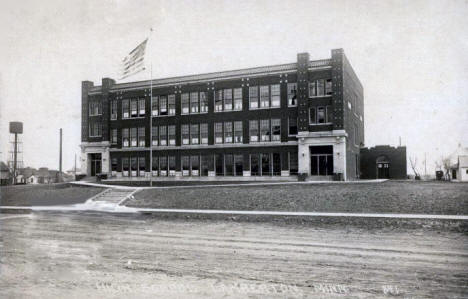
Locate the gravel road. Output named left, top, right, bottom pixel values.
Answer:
left=1, top=212, right=467, bottom=298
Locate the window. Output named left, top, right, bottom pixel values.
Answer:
left=317, top=79, right=325, bottom=96
left=309, top=79, right=331, bottom=97
left=224, top=122, right=233, bottom=143
left=191, top=124, right=199, bottom=144
left=261, top=153, right=271, bottom=176
left=251, top=154, right=259, bottom=176
left=215, top=122, right=223, bottom=144
left=309, top=107, right=316, bottom=124
left=325, top=79, right=332, bottom=95
left=168, top=125, right=176, bottom=145
left=225, top=154, right=233, bottom=176
left=152, top=156, right=158, bottom=176
left=354, top=124, right=359, bottom=146
left=234, top=121, right=243, bottom=143
left=152, top=96, right=159, bottom=116
left=159, top=126, right=167, bottom=146
left=260, top=119, right=270, bottom=142
left=111, top=158, right=118, bottom=172
left=159, top=96, right=167, bottom=115
left=138, top=127, right=145, bottom=147
left=181, top=93, right=189, bottom=114
left=130, top=128, right=137, bottom=147
left=160, top=156, right=167, bottom=176
left=287, top=83, right=297, bottom=106
left=249, top=120, right=259, bottom=142
left=215, top=90, right=223, bottom=112
left=152, top=126, right=158, bottom=146
left=122, top=128, right=129, bottom=147
left=122, top=100, right=130, bottom=118
left=201, top=155, right=211, bottom=176
left=260, top=85, right=270, bottom=108
left=215, top=154, right=224, bottom=176
left=181, top=124, right=190, bottom=145
left=200, top=123, right=208, bottom=144
left=200, top=92, right=208, bottom=113
left=289, top=117, right=298, bottom=135
left=271, top=84, right=280, bottom=107
left=130, top=99, right=138, bottom=117
left=190, top=92, right=199, bottom=113
left=317, top=107, right=326, bottom=124
left=138, top=98, right=145, bottom=116
left=122, top=157, right=129, bottom=176
left=271, top=119, right=281, bottom=141
left=273, top=153, right=281, bottom=176
left=110, top=100, right=117, bottom=120
left=89, top=101, right=102, bottom=116
left=111, top=129, right=117, bottom=144
left=249, top=86, right=258, bottom=109
left=223, top=89, right=232, bottom=111
left=168, top=95, right=176, bottom=115
left=138, top=157, right=145, bottom=176
left=168, top=156, right=176, bottom=175
left=191, top=156, right=200, bottom=176
left=89, top=122, right=102, bottom=137
left=234, top=155, right=243, bottom=176
left=182, top=156, right=190, bottom=176
left=131, top=157, right=137, bottom=176
left=234, top=88, right=242, bottom=110
left=289, top=152, right=298, bottom=175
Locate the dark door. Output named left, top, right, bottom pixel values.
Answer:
left=310, top=146, right=333, bottom=176
left=377, top=163, right=389, bottom=179
left=90, top=153, right=102, bottom=176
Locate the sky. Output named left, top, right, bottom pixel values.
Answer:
left=0, top=0, right=467, bottom=174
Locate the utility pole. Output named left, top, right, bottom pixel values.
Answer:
left=59, top=128, right=62, bottom=182
left=399, top=136, right=401, bottom=147
left=424, top=152, right=427, bottom=177
left=74, top=153, right=77, bottom=179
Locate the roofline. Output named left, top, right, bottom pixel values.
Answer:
left=87, top=58, right=332, bottom=93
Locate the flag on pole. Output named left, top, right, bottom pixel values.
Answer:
left=119, top=38, right=148, bottom=80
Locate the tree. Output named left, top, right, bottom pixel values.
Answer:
left=409, top=156, right=420, bottom=179
left=441, top=156, right=452, bottom=180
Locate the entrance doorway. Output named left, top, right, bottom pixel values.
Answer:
left=90, top=153, right=102, bottom=176
left=310, top=145, right=333, bottom=176
left=376, top=155, right=390, bottom=179
left=377, top=162, right=389, bottom=178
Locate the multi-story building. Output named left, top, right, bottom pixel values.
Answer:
left=80, top=49, right=364, bottom=180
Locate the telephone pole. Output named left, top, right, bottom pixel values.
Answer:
left=59, top=128, right=63, bottom=182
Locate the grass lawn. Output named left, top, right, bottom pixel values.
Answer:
left=127, top=181, right=468, bottom=215
left=0, top=183, right=105, bottom=206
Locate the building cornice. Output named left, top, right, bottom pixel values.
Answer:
left=87, top=59, right=332, bottom=94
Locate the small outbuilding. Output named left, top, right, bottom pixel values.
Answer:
left=360, top=145, right=407, bottom=179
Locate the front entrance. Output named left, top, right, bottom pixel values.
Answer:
left=90, top=153, right=102, bottom=176
left=310, top=145, right=333, bottom=176
left=377, top=162, right=389, bottom=179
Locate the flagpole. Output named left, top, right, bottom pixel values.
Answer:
left=149, top=28, right=153, bottom=187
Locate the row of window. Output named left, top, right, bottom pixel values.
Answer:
left=102, top=79, right=331, bottom=118
left=95, top=110, right=329, bottom=140
left=112, top=152, right=298, bottom=177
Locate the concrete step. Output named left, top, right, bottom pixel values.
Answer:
left=91, top=188, right=137, bottom=205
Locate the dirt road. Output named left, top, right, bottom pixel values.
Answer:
left=1, top=212, right=467, bottom=298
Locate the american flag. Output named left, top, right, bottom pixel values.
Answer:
left=120, top=38, right=148, bottom=80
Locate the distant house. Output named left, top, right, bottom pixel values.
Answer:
left=448, top=145, right=468, bottom=181
left=0, top=162, right=11, bottom=185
